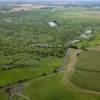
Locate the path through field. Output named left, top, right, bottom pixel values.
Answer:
left=63, top=48, right=100, bottom=95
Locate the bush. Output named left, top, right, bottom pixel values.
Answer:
left=42, top=73, right=47, bottom=76
left=53, top=69, right=58, bottom=73
left=18, top=80, right=24, bottom=83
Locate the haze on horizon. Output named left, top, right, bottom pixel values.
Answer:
left=0, top=0, right=100, bottom=3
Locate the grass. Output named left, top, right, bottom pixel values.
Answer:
left=0, top=57, right=63, bottom=86
left=77, top=32, right=100, bottom=48
left=76, top=51, right=100, bottom=71
left=0, top=90, right=8, bottom=100
left=71, top=70, right=100, bottom=91
left=23, top=72, right=100, bottom=100
left=12, top=96, right=24, bottom=100
left=71, top=48, right=100, bottom=91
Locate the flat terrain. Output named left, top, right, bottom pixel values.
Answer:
left=71, top=48, right=100, bottom=91
left=22, top=72, right=100, bottom=100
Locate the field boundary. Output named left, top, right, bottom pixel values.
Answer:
left=63, top=48, right=100, bottom=95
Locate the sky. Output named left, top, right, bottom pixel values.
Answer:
left=0, top=0, right=100, bottom=2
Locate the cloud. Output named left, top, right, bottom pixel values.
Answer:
left=0, top=0, right=100, bottom=2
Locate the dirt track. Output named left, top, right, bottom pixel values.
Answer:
left=63, top=48, right=100, bottom=95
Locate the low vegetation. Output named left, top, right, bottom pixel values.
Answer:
left=22, top=72, right=100, bottom=100
left=71, top=49, right=100, bottom=91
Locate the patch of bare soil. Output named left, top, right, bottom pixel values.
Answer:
left=9, top=4, right=52, bottom=12
left=6, top=83, right=25, bottom=100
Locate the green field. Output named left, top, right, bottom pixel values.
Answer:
left=71, top=49, right=100, bottom=91
left=18, top=72, right=100, bottom=100
left=0, top=57, right=63, bottom=86
left=76, top=51, right=100, bottom=71
left=0, top=90, right=8, bottom=100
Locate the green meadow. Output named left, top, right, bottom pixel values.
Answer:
left=71, top=49, right=100, bottom=91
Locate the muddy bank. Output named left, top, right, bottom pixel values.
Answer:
left=6, top=83, right=23, bottom=100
